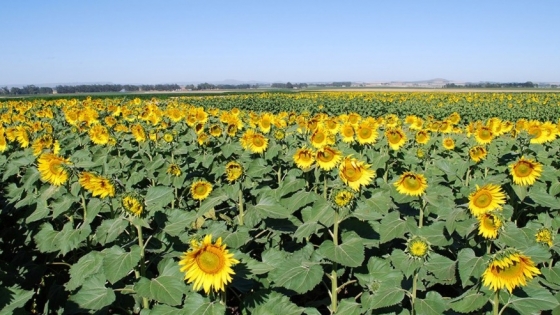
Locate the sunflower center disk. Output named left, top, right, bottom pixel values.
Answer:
left=252, top=138, right=264, bottom=147
left=474, top=191, right=492, bottom=208
left=197, top=247, right=224, bottom=274
left=514, top=162, right=532, bottom=177
left=495, top=261, right=522, bottom=278
left=404, top=176, right=420, bottom=190
left=195, top=185, right=207, bottom=195
left=388, top=133, right=401, bottom=144
left=344, top=168, right=361, bottom=182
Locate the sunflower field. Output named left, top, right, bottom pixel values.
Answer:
left=1, top=92, right=560, bottom=314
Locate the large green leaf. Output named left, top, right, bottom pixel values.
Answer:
left=361, top=287, right=406, bottom=310
left=248, top=191, right=291, bottom=219
left=134, top=259, right=188, bottom=306
left=378, top=211, right=408, bottom=244
left=251, top=292, right=305, bottom=315
left=317, top=232, right=365, bottom=267
left=34, top=222, right=92, bottom=255
left=95, top=218, right=128, bottom=245
left=0, top=286, right=34, bottom=315
left=415, top=291, right=448, bottom=315
left=103, top=245, right=141, bottom=284
left=68, top=274, right=116, bottom=311
left=66, top=251, right=105, bottom=291
left=425, top=253, right=457, bottom=286
left=183, top=293, right=226, bottom=315
left=507, top=285, right=560, bottom=314
left=145, top=186, right=175, bottom=213
left=269, top=260, right=323, bottom=294
left=449, top=289, right=490, bottom=313
left=457, top=248, right=487, bottom=288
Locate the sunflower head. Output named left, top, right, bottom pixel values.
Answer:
left=385, top=127, right=407, bottom=150
left=509, top=156, right=542, bottom=186
left=468, top=184, right=507, bottom=217
left=248, top=132, right=268, bottom=154
left=274, top=129, right=285, bottom=140
left=338, top=156, right=375, bottom=191
left=167, top=163, right=182, bottom=177
left=469, top=145, right=488, bottom=163
left=475, top=126, right=494, bottom=144
left=482, top=248, right=541, bottom=293
left=442, top=137, right=455, bottom=150
left=191, top=180, right=213, bottom=201
left=225, top=161, right=243, bottom=182
left=293, top=147, right=315, bottom=170
left=316, top=146, right=342, bottom=171
left=406, top=236, right=430, bottom=259
left=394, top=172, right=428, bottom=197
left=477, top=211, right=503, bottom=239
left=37, top=153, right=71, bottom=186
left=332, top=188, right=355, bottom=209
left=415, top=130, right=430, bottom=145
left=163, top=133, right=174, bottom=143
left=535, top=227, right=554, bottom=247
left=356, top=122, right=378, bottom=145
left=122, top=193, right=144, bottom=217
left=179, top=234, right=239, bottom=294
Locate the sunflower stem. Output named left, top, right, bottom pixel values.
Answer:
left=81, top=193, right=87, bottom=224
left=238, top=187, right=244, bottom=226
left=277, top=166, right=282, bottom=186
left=419, top=200, right=426, bottom=228
left=324, top=174, right=328, bottom=199
left=411, top=272, right=418, bottom=315
left=135, top=224, right=150, bottom=309
left=493, top=289, right=500, bottom=315
left=331, top=209, right=339, bottom=313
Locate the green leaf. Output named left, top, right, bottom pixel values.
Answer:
left=512, top=184, right=528, bottom=201
left=336, top=298, right=361, bottom=315
left=103, top=245, right=141, bottom=284
left=269, top=260, right=323, bottom=294
left=251, top=292, right=305, bottom=315
left=145, top=186, right=175, bottom=213
left=361, top=287, right=405, bottom=310
left=66, top=251, right=105, bottom=291
left=449, top=289, right=489, bottom=313
left=95, top=218, right=128, bottom=245
left=282, top=190, right=317, bottom=212
left=498, top=222, right=534, bottom=250
left=379, top=211, right=408, bottom=244
left=301, top=197, right=335, bottom=227
left=415, top=291, right=448, bottom=315
left=68, top=274, right=116, bottom=311
left=507, top=285, right=560, bottom=314
left=425, top=253, right=456, bottom=286
left=457, top=248, right=486, bottom=288
left=0, top=286, right=34, bottom=315
left=163, top=210, right=197, bottom=236
left=318, top=232, right=364, bottom=267
left=528, top=187, right=560, bottom=209
left=248, top=191, right=291, bottom=219
left=34, top=222, right=92, bottom=255
left=416, top=221, right=451, bottom=247
left=134, top=259, right=187, bottom=306
left=143, top=304, right=186, bottom=315
left=26, top=199, right=49, bottom=223
left=183, top=293, right=226, bottom=315
left=293, top=221, right=320, bottom=241
left=541, top=266, right=560, bottom=286
left=390, top=249, right=423, bottom=278
left=353, top=189, right=392, bottom=221
left=276, top=177, right=306, bottom=198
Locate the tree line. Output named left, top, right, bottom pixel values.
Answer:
left=0, top=85, right=54, bottom=95
left=270, top=82, right=309, bottom=89
left=55, top=84, right=181, bottom=94
left=444, top=82, right=537, bottom=88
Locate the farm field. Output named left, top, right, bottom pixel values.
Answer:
left=1, top=92, right=560, bottom=314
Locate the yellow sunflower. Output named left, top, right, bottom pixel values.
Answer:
left=482, top=249, right=541, bottom=293
left=225, top=161, right=243, bottom=182
left=310, top=126, right=331, bottom=149
left=468, top=184, right=506, bottom=217
left=406, top=236, right=430, bottom=259
left=0, top=131, right=7, bottom=152
left=122, top=193, right=144, bottom=217
left=131, top=124, right=147, bottom=143
left=509, top=156, right=542, bottom=186
left=167, top=163, right=182, bottom=177
left=89, top=176, right=116, bottom=199
left=394, top=172, right=428, bottom=196
left=197, top=133, right=209, bottom=146
left=339, top=123, right=355, bottom=143
left=293, top=147, right=315, bottom=170
left=163, top=133, right=174, bottom=143
left=474, top=126, right=494, bottom=144
left=316, top=146, right=342, bottom=171
left=191, top=180, right=213, bottom=201
left=415, top=130, right=430, bottom=145
left=89, top=124, right=110, bottom=145
left=209, top=124, right=222, bottom=137
left=248, top=132, right=268, bottom=154
left=37, top=153, right=71, bottom=186
left=338, top=156, right=375, bottom=191
left=179, top=234, right=239, bottom=294
left=332, top=189, right=355, bottom=208
left=535, top=227, right=554, bottom=247
left=356, top=122, right=378, bottom=145
left=385, top=127, right=407, bottom=150
left=442, top=137, right=455, bottom=150
left=469, top=145, right=488, bottom=163
left=477, top=212, right=502, bottom=239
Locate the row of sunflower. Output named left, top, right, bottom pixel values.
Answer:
left=0, top=94, right=560, bottom=314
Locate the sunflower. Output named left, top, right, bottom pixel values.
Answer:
left=293, top=147, right=315, bottom=170
left=241, top=130, right=268, bottom=154
left=191, top=180, right=213, bottom=201
left=316, top=146, right=342, bottom=171
left=406, top=236, right=430, bottom=259
left=332, top=189, right=355, bottom=209
left=163, top=133, right=174, bottom=143
left=310, top=126, right=331, bottom=149
left=89, top=124, right=110, bottom=145
left=474, top=126, right=494, bottom=144
left=482, top=249, right=541, bottom=293
left=89, top=176, right=116, bottom=199
left=225, top=161, right=243, bottom=182
left=273, top=130, right=285, bottom=140
left=477, top=212, right=502, bottom=239
left=415, top=130, right=430, bottom=145
left=356, top=122, right=378, bottom=145
left=131, top=124, right=147, bottom=143
left=122, top=193, right=144, bottom=217
left=179, top=234, right=239, bottom=294
left=535, top=227, right=554, bottom=247
left=468, top=184, right=506, bottom=217
left=469, top=145, right=488, bottom=163
left=0, top=131, right=7, bottom=152
left=527, top=121, right=547, bottom=144
left=339, top=123, right=355, bottom=143
left=258, top=113, right=273, bottom=134
left=167, top=163, right=182, bottom=177
left=338, top=156, right=375, bottom=191
left=209, top=124, right=222, bottom=137
left=509, top=156, right=542, bottom=186
left=394, top=172, right=428, bottom=196
left=197, top=133, right=209, bottom=146
left=37, top=153, right=71, bottom=186
left=385, top=127, right=407, bottom=150
left=442, top=137, right=455, bottom=150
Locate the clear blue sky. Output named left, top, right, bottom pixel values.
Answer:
left=1, top=1, right=559, bottom=85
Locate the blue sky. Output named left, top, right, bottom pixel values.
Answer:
left=1, top=1, right=559, bottom=85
